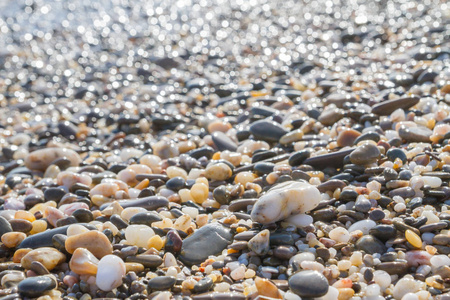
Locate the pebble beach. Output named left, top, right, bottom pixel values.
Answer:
left=0, top=0, right=449, bottom=299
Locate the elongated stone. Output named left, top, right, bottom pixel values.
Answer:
left=371, top=96, right=420, bottom=115
left=100, top=196, right=169, bottom=211
left=18, top=275, right=57, bottom=298
left=25, top=148, right=81, bottom=171
left=18, top=224, right=94, bottom=249
left=303, top=148, right=355, bottom=169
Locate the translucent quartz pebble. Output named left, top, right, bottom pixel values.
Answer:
left=125, top=225, right=155, bottom=247
left=96, top=255, right=126, bottom=291
left=348, top=220, right=376, bottom=235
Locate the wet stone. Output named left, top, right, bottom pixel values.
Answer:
left=147, top=276, right=177, bottom=291
left=288, top=270, right=329, bottom=298
left=18, top=275, right=56, bottom=298
left=249, top=120, right=288, bottom=142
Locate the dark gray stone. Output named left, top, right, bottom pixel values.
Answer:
left=18, top=275, right=56, bottom=298
left=179, top=223, right=232, bottom=266
left=288, top=270, right=329, bottom=298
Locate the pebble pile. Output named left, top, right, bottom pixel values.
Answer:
left=0, top=0, right=449, bottom=299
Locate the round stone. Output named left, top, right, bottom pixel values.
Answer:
left=288, top=270, right=329, bottom=298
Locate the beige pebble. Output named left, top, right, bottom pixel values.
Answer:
left=21, top=247, right=66, bottom=271
left=1, top=232, right=26, bottom=248
left=65, top=230, right=113, bottom=259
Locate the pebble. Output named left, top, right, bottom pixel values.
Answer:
left=25, top=148, right=82, bottom=171
left=248, top=229, right=270, bottom=255
left=249, top=120, right=288, bottom=143
left=96, top=255, right=126, bottom=291
left=288, top=270, right=329, bottom=298
left=355, top=235, right=386, bottom=254
left=148, top=276, right=177, bottom=291
left=65, top=230, right=113, bottom=258
left=371, top=97, right=420, bottom=115
left=349, top=143, right=381, bottom=165
left=251, top=181, right=320, bottom=224
left=18, top=275, right=57, bottom=298
left=21, top=247, right=66, bottom=271
left=179, top=223, right=232, bottom=266
left=69, top=248, right=99, bottom=275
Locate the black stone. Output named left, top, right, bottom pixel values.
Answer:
left=18, top=275, right=56, bottom=298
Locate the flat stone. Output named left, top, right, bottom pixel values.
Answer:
left=100, top=196, right=169, bottom=211
left=25, top=148, right=81, bottom=171
left=147, top=276, right=177, bottom=291
left=376, top=261, right=409, bottom=275
left=18, top=275, right=56, bottom=298
left=399, top=126, right=432, bottom=143
left=303, top=148, right=355, bottom=169
left=18, top=224, right=94, bottom=249
left=126, top=255, right=163, bottom=268
left=249, top=119, right=288, bottom=142
left=179, top=223, right=232, bottom=266
left=21, top=248, right=66, bottom=271
left=371, top=96, right=420, bottom=115
left=288, top=270, right=329, bottom=298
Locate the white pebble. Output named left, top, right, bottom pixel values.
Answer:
left=393, top=277, right=421, bottom=299
left=125, top=225, right=154, bottom=247
left=96, top=255, right=126, bottom=291
left=285, top=213, right=313, bottom=227
left=394, top=203, right=406, bottom=212
left=365, top=284, right=381, bottom=297
left=230, top=265, right=246, bottom=281
left=289, top=252, right=315, bottom=266
left=430, top=255, right=450, bottom=270
left=317, top=286, right=338, bottom=300
left=401, top=293, right=419, bottom=300
left=214, top=282, right=230, bottom=292
left=373, top=270, right=391, bottom=290
left=421, top=176, right=442, bottom=188
left=348, top=219, right=376, bottom=234
left=67, top=224, right=89, bottom=237
left=328, top=227, right=350, bottom=243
